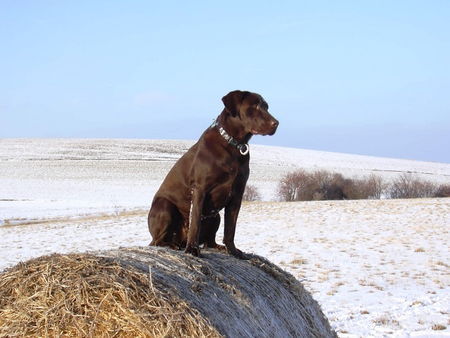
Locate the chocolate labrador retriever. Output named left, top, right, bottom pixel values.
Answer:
left=148, top=90, right=278, bottom=258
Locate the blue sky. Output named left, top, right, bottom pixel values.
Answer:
left=1, top=1, right=449, bottom=162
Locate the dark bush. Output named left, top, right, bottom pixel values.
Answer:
left=243, top=184, right=261, bottom=201
left=434, top=184, right=450, bottom=198
left=312, top=171, right=348, bottom=200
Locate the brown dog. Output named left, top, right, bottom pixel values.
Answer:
left=148, top=90, right=278, bottom=258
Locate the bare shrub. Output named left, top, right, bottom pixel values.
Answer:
left=363, top=174, right=386, bottom=199
left=388, top=174, right=438, bottom=199
left=243, top=184, right=261, bottom=201
left=434, top=184, right=450, bottom=198
left=277, top=169, right=314, bottom=201
left=344, top=174, right=386, bottom=200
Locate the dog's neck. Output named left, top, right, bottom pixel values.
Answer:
left=217, top=111, right=253, bottom=144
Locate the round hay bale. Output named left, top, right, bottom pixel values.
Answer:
left=0, top=247, right=337, bottom=337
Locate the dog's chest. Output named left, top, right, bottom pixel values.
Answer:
left=206, top=166, right=239, bottom=207
left=206, top=182, right=233, bottom=211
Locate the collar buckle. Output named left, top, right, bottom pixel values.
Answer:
left=237, top=143, right=249, bottom=155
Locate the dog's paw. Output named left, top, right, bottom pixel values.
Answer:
left=228, top=248, right=249, bottom=260
left=185, top=245, right=201, bottom=257
left=204, top=242, right=227, bottom=252
left=214, top=244, right=227, bottom=252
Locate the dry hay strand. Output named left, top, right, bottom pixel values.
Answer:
left=0, top=253, right=219, bottom=337
left=0, top=246, right=337, bottom=338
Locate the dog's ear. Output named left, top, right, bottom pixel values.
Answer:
left=222, top=90, right=248, bottom=117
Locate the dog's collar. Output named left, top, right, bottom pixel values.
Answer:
left=210, top=120, right=249, bottom=156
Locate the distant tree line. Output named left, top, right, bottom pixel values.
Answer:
left=243, top=170, right=450, bottom=202
left=277, top=170, right=450, bottom=201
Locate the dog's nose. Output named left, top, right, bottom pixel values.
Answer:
left=271, top=120, right=279, bottom=128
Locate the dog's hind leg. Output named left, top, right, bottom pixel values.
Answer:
left=148, top=197, right=182, bottom=249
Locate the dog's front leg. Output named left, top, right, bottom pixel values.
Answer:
left=224, top=200, right=248, bottom=260
left=185, top=187, right=204, bottom=257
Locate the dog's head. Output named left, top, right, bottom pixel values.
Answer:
left=222, top=90, right=279, bottom=136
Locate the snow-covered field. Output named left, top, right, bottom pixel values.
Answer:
left=1, top=138, right=449, bottom=337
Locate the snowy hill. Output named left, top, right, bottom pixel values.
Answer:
left=0, top=138, right=449, bottom=223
